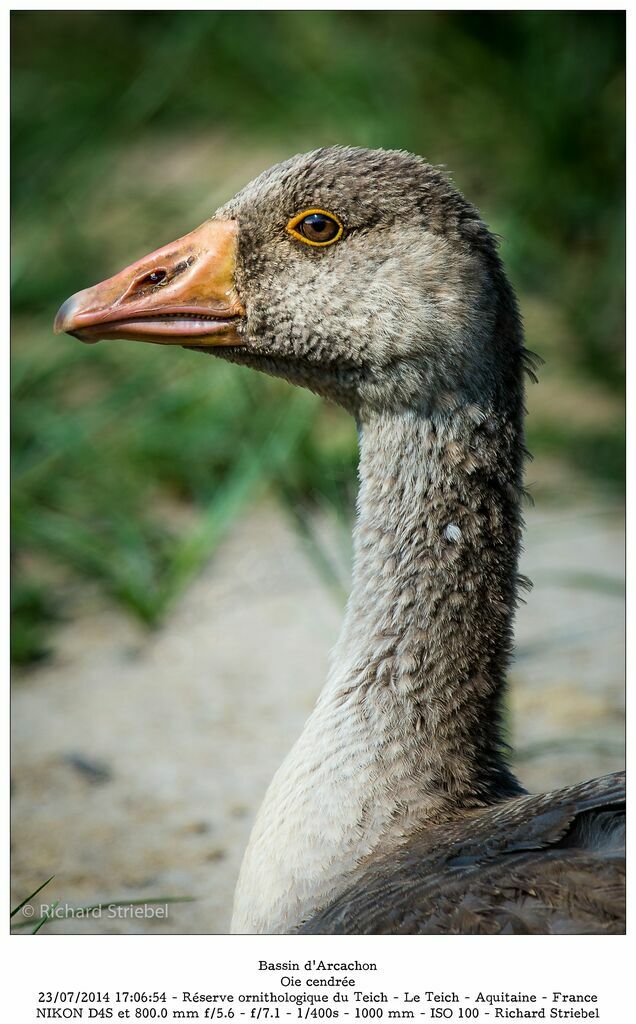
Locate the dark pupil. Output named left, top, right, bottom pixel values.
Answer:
left=303, top=214, right=336, bottom=241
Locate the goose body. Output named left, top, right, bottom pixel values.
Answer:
left=300, top=773, right=625, bottom=935
left=55, top=146, right=625, bottom=935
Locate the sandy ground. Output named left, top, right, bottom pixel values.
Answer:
left=11, top=489, right=624, bottom=934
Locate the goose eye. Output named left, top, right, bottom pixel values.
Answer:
left=287, top=209, right=343, bottom=247
left=300, top=214, right=339, bottom=243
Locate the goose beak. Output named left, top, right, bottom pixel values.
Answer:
left=54, top=219, right=244, bottom=347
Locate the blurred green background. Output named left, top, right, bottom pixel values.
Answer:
left=11, top=10, right=625, bottom=666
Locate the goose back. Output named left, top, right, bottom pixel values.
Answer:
left=297, top=771, right=625, bottom=934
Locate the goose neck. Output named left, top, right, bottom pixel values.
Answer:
left=335, top=402, right=525, bottom=803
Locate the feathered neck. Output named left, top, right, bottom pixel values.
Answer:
left=343, top=401, right=526, bottom=799
left=231, top=398, right=525, bottom=934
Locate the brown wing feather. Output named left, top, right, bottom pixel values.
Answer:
left=297, top=772, right=625, bottom=935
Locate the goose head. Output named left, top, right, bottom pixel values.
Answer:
left=55, top=146, right=520, bottom=416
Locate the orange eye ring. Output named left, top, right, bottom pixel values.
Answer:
left=286, top=209, right=344, bottom=247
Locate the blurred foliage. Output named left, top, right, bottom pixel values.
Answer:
left=11, top=11, right=625, bottom=663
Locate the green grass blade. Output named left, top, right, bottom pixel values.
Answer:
left=32, top=899, right=60, bottom=934
left=10, top=875, right=55, bottom=918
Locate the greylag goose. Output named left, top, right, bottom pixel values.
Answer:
left=55, top=146, right=625, bottom=935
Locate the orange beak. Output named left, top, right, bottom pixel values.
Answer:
left=54, top=219, right=245, bottom=347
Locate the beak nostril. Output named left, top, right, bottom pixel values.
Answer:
left=138, top=268, right=167, bottom=288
